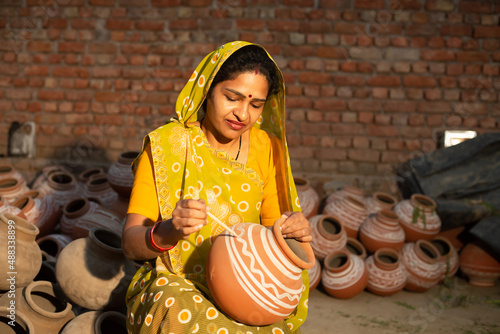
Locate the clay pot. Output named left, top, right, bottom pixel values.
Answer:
left=394, top=194, right=441, bottom=242
left=0, top=306, right=35, bottom=333
left=56, top=228, right=135, bottom=310
left=0, top=213, right=42, bottom=290
left=436, top=226, right=467, bottom=252
left=0, top=280, right=75, bottom=334
left=325, top=185, right=365, bottom=205
left=0, top=195, right=27, bottom=219
left=78, top=168, right=105, bottom=185
left=0, top=163, right=27, bottom=186
left=323, top=195, right=368, bottom=239
left=400, top=240, right=441, bottom=292
left=294, top=176, right=320, bottom=219
left=431, top=236, right=459, bottom=283
left=61, top=311, right=127, bottom=334
left=460, top=242, right=500, bottom=287
left=206, top=218, right=315, bottom=326
left=309, top=215, right=347, bottom=261
left=37, top=233, right=73, bottom=259
left=308, top=258, right=322, bottom=291
left=359, top=210, right=405, bottom=253
left=35, top=172, right=81, bottom=210
left=83, top=175, right=118, bottom=207
left=344, top=237, right=367, bottom=260
left=322, top=250, right=368, bottom=299
left=0, top=178, right=30, bottom=204
left=107, top=151, right=139, bottom=199
left=60, top=198, right=100, bottom=237
left=365, top=248, right=407, bottom=296
left=72, top=209, right=123, bottom=240
left=11, top=191, right=59, bottom=238
left=364, top=192, right=397, bottom=215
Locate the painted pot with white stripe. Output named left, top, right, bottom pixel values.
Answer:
left=365, top=248, right=407, bottom=296
left=206, top=218, right=315, bottom=326
left=400, top=240, right=441, bottom=292
left=321, top=250, right=368, bottom=299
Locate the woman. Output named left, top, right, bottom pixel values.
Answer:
left=122, top=41, right=312, bottom=334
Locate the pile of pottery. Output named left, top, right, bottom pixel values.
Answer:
left=296, top=179, right=500, bottom=299
left=0, top=152, right=138, bottom=333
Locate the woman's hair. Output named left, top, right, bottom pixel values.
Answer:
left=208, top=45, right=280, bottom=98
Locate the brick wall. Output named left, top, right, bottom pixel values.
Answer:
left=1, top=0, right=499, bottom=193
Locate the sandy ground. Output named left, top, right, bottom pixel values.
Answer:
left=302, top=277, right=500, bottom=334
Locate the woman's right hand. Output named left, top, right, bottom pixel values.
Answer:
left=170, top=199, right=208, bottom=239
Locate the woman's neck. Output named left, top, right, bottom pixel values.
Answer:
left=200, top=117, right=241, bottom=159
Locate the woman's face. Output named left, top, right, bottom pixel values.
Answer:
left=204, top=71, right=269, bottom=143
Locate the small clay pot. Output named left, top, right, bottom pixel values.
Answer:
left=365, top=248, right=407, bottom=296
left=394, top=194, right=441, bottom=242
left=0, top=178, right=30, bottom=204
left=431, top=236, right=459, bottom=282
left=83, top=175, right=118, bottom=207
left=359, top=209, right=405, bottom=253
left=35, top=172, right=81, bottom=211
left=11, top=191, right=60, bottom=238
left=364, top=192, right=398, bottom=215
left=322, top=250, right=368, bottom=299
left=309, top=215, right=347, bottom=261
left=460, top=242, right=500, bottom=287
left=294, top=176, right=320, bottom=219
left=400, top=240, right=441, bottom=292
left=323, top=195, right=368, bottom=239
left=344, top=237, right=367, bottom=260
left=60, top=198, right=99, bottom=237
left=107, top=151, right=139, bottom=199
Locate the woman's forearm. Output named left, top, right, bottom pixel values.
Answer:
left=121, top=213, right=180, bottom=261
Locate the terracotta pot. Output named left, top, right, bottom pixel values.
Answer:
left=61, top=310, right=127, bottom=334
left=56, top=228, right=135, bottom=310
left=344, top=237, right=367, bottom=260
left=394, top=194, right=441, bottom=242
left=431, top=236, right=459, bottom=283
left=60, top=198, right=100, bottom=237
left=0, top=178, right=30, bottom=204
left=0, top=280, right=75, bottom=334
left=0, top=306, right=35, bottom=333
left=107, top=151, right=139, bottom=199
left=0, top=195, right=27, bottom=219
left=308, top=257, right=322, bottom=291
left=365, top=248, right=407, bottom=296
left=436, top=226, right=467, bottom=252
left=309, top=215, right=347, bottom=261
left=11, top=191, right=59, bottom=238
left=35, top=172, right=81, bottom=211
left=0, top=163, right=27, bottom=186
left=322, top=250, right=368, bottom=299
left=206, top=218, right=315, bottom=326
left=400, top=240, right=441, bottom=292
left=359, top=209, right=405, bottom=253
left=323, top=195, right=368, bottom=239
left=364, top=192, right=397, bottom=215
left=325, top=185, right=365, bottom=205
left=72, top=209, right=123, bottom=240
left=78, top=168, right=105, bottom=185
left=0, top=213, right=42, bottom=290
left=37, top=233, right=73, bottom=259
left=294, top=176, right=320, bottom=219
left=460, top=243, right=500, bottom=287
left=83, top=175, right=118, bottom=207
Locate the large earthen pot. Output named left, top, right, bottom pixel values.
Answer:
left=365, top=248, right=407, bottom=296
left=359, top=209, right=405, bottom=253
left=460, top=242, right=500, bottom=287
left=206, top=218, right=315, bottom=326
left=394, top=194, right=441, bottom=242
left=321, top=250, right=368, bottom=299
left=400, top=240, right=441, bottom=292
left=309, top=214, right=347, bottom=261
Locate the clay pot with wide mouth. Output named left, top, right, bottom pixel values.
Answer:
left=323, top=195, right=368, bottom=239
left=400, top=240, right=441, bottom=292
left=394, top=194, right=441, bottom=242
left=61, top=310, right=127, bottom=334
left=325, top=185, right=365, bottom=205
left=107, top=151, right=139, bottom=199
left=460, top=242, right=500, bottom=287
left=359, top=209, right=405, bottom=253
left=322, top=250, right=368, bottom=299
left=344, top=237, right=367, bottom=260
left=35, top=172, right=81, bottom=211
left=431, top=236, right=459, bottom=283
left=365, top=248, right=407, bottom=296
left=294, top=176, right=320, bottom=219
left=364, top=192, right=398, bottom=215
left=206, top=218, right=315, bottom=326
left=309, top=214, right=347, bottom=261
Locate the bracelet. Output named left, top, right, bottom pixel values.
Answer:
left=149, top=221, right=177, bottom=252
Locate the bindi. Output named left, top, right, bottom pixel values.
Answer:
left=254, top=64, right=260, bottom=75
left=248, top=94, right=252, bottom=98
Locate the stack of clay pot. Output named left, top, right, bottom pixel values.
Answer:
left=304, top=181, right=468, bottom=299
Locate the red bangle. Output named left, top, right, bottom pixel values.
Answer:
left=149, top=221, right=177, bottom=252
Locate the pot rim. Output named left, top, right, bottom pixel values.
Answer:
left=345, top=237, right=367, bottom=259
left=272, top=218, right=315, bottom=270
left=410, top=194, right=437, bottom=212
left=293, top=176, right=310, bottom=192
left=323, top=250, right=351, bottom=273
left=0, top=212, right=39, bottom=236
left=415, top=239, right=440, bottom=264
left=94, top=311, right=127, bottom=333
left=317, top=215, right=344, bottom=241
left=0, top=306, right=35, bottom=332
left=373, top=248, right=400, bottom=270
left=24, top=280, right=73, bottom=319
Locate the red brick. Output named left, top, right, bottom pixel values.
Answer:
left=38, top=90, right=64, bottom=100
left=65, top=114, right=93, bottom=125
left=425, top=0, right=454, bottom=11
left=333, top=23, right=366, bottom=34
left=106, top=19, right=134, bottom=30
left=6, top=89, right=32, bottom=100
left=384, top=101, right=416, bottom=113
left=268, top=20, right=300, bottom=31
left=366, top=124, right=398, bottom=137
left=367, top=75, right=401, bottom=87
left=403, top=76, right=437, bottom=87
left=406, top=24, right=437, bottom=36
left=446, top=64, right=463, bottom=76
left=463, top=117, right=478, bottom=127
left=410, top=37, right=427, bottom=48
left=92, top=67, right=121, bottom=78
left=348, top=149, right=380, bottom=162
left=484, top=39, right=500, bottom=50
left=89, top=43, right=117, bottom=54
left=446, top=37, right=462, bottom=48
left=96, top=92, right=122, bottom=102
left=421, top=50, right=455, bottom=61
left=357, top=63, right=374, bottom=73
left=58, top=42, right=85, bottom=53
left=319, top=0, right=351, bottom=8
left=417, top=101, right=452, bottom=113
left=53, top=66, right=89, bottom=77
left=300, top=21, right=332, bottom=34
left=151, top=0, right=180, bottom=6
left=333, top=76, right=364, bottom=86
left=24, top=65, right=49, bottom=76
left=287, top=97, right=313, bottom=109
left=373, top=88, right=388, bottom=99
left=317, top=46, right=348, bottom=59
left=458, top=77, right=491, bottom=89
left=464, top=64, right=481, bottom=75
left=445, top=115, right=462, bottom=127
left=340, top=62, right=356, bottom=72
left=440, top=77, right=457, bottom=88
left=460, top=1, right=493, bottom=13
left=331, top=123, right=364, bottom=135
left=480, top=117, right=496, bottom=128
left=236, top=19, right=266, bottom=31
left=136, top=21, right=164, bottom=31
left=306, top=110, right=323, bottom=122
left=425, top=89, right=442, bottom=100
left=440, top=25, right=472, bottom=36
left=27, top=41, right=52, bottom=53
left=455, top=103, right=487, bottom=115
left=121, top=43, right=151, bottom=54
left=315, top=147, right=346, bottom=160
left=320, top=137, right=336, bottom=147
left=358, top=112, right=373, bottom=123
left=391, top=37, right=408, bottom=47
left=375, top=114, right=391, bottom=125
left=299, top=123, right=330, bottom=135
left=298, top=72, right=332, bottom=84
left=348, top=100, right=382, bottom=112
left=336, top=136, right=352, bottom=148
left=457, top=51, right=490, bottom=62
left=428, top=37, right=444, bottom=48
left=65, top=91, right=94, bottom=101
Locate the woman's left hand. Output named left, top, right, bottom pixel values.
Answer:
left=279, top=212, right=312, bottom=242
